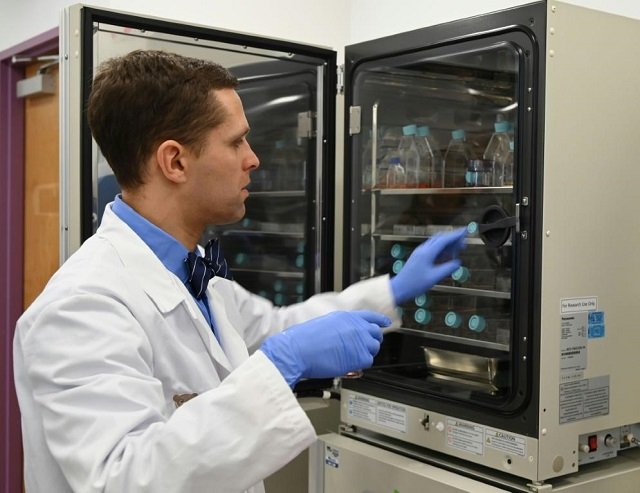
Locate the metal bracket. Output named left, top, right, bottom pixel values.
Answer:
left=17, top=73, right=56, bottom=98
left=349, top=105, right=361, bottom=135
left=11, top=54, right=59, bottom=65
left=297, top=111, right=316, bottom=139
left=526, top=481, right=553, bottom=492
left=336, top=64, right=344, bottom=94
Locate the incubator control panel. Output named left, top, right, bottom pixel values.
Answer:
left=578, top=423, right=640, bottom=465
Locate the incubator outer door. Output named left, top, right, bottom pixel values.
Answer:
left=60, top=5, right=337, bottom=297
left=342, top=8, right=540, bottom=431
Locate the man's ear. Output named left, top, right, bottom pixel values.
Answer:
left=156, top=140, right=188, bottom=184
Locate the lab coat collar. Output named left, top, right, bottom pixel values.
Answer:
left=97, top=206, right=234, bottom=372
left=97, top=206, right=187, bottom=314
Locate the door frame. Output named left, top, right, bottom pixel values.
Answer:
left=0, top=27, right=58, bottom=493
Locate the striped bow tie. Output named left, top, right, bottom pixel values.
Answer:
left=185, top=238, right=233, bottom=299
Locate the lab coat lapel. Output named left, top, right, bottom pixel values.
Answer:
left=208, top=284, right=250, bottom=368
left=97, top=208, right=233, bottom=373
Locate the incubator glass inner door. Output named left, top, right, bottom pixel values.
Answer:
left=351, top=42, right=521, bottom=381
left=91, top=23, right=324, bottom=304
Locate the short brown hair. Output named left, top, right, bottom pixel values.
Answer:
left=87, top=50, right=238, bottom=189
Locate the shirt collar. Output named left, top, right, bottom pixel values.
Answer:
left=111, top=195, right=190, bottom=281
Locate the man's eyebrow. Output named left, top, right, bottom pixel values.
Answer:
left=231, top=126, right=250, bottom=140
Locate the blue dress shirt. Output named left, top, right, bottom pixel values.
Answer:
left=110, top=196, right=217, bottom=335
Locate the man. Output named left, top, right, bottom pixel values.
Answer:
left=13, top=50, right=466, bottom=492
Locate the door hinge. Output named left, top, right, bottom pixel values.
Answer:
left=349, top=105, right=361, bottom=135
left=297, top=111, right=316, bottom=139
left=336, top=64, right=344, bottom=95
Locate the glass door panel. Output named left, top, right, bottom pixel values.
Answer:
left=349, top=39, right=527, bottom=405
left=80, top=11, right=334, bottom=302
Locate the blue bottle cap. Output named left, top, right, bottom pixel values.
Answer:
left=414, top=308, right=431, bottom=324
left=414, top=294, right=429, bottom=307
left=235, top=253, right=247, bottom=265
left=295, top=254, right=304, bottom=268
left=451, top=129, right=466, bottom=140
left=402, top=124, right=417, bottom=136
left=494, top=121, right=510, bottom=133
left=295, top=283, right=304, bottom=295
left=390, top=243, right=406, bottom=259
left=465, top=170, right=473, bottom=185
left=467, top=222, right=479, bottom=234
left=273, top=279, right=284, bottom=292
left=417, top=126, right=430, bottom=137
left=241, top=218, right=251, bottom=228
left=296, top=242, right=305, bottom=253
left=392, top=259, right=404, bottom=274
left=274, top=293, right=285, bottom=305
left=451, top=266, right=470, bottom=283
left=468, top=315, right=487, bottom=332
left=445, top=311, right=462, bottom=328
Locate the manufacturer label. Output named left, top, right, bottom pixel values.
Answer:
left=346, top=394, right=407, bottom=433
left=325, top=445, right=340, bottom=468
left=446, top=418, right=484, bottom=456
left=559, top=375, right=610, bottom=424
left=560, top=313, right=587, bottom=373
left=485, top=429, right=527, bottom=457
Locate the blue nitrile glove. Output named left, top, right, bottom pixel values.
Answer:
left=390, top=228, right=467, bottom=305
left=260, top=310, right=391, bottom=387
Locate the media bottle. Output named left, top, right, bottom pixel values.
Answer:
left=451, top=266, right=470, bottom=284
left=443, top=129, right=471, bottom=188
left=385, top=156, right=406, bottom=188
left=390, top=243, right=407, bottom=260
left=444, top=311, right=463, bottom=329
left=414, top=308, right=432, bottom=325
left=361, top=130, right=374, bottom=190
left=501, top=140, right=515, bottom=186
left=468, top=315, right=487, bottom=333
left=483, top=120, right=511, bottom=186
left=414, top=294, right=432, bottom=308
left=376, top=127, right=402, bottom=188
left=398, top=124, right=423, bottom=188
left=416, top=126, right=444, bottom=187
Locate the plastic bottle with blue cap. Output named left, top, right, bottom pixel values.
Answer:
left=416, top=125, right=444, bottom=187
left=390, top=243, right=407, bottom=260
left=385, top=156, right=406, bottom=188
left=443, top=129, right=471, bottom=188
left=414, top=308, right=432, bottom=325
left=414, top=293, right=431, bottom=308
left=444, top=311, right=463, bottom=329
left=483, top=120, right=511, bottom=186
left=398, top=124, right=424, bottom=188
left=451, top=265, right=470, bottom=284
left=392, top=259, right=405, bottom=275
left=468, top=314, right=487, bottom=333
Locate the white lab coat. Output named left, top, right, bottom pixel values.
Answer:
left=13, top=205, right=398, bottom=493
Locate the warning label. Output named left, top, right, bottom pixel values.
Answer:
left=446, top=419, right=484, bottom=456
left=346, top=394, right=407, bottom=433
left=485, top=429, right=527, bottom=457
